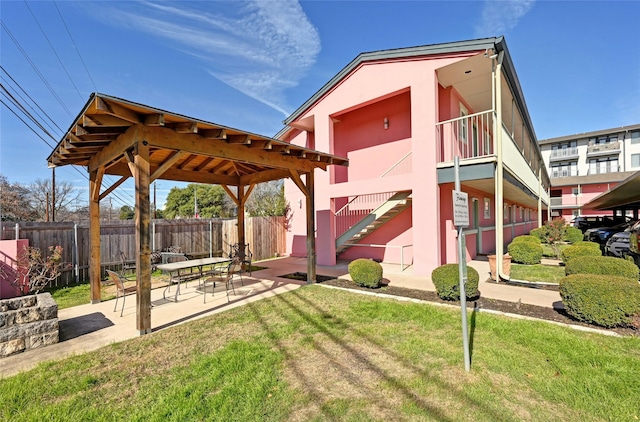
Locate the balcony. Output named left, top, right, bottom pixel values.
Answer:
left=549, top=147, right=579, bottom=161
left=550, top=197, right=563, bottom=206
left=436, top=110, right=494, bottom=162
left=587, top=141, right=621, bottom=157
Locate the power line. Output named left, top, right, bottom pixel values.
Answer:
left=53, top=0, right=97, bottom=92
left=23, top=0, right=84, bottom=101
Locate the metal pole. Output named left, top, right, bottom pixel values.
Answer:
left=209, top=220, right=213, bottom=257
left=454, top=156, right=471, bottom=372
left=15, top=222, right=19, bottom=240
left=74, top=224, right=79, bottom=283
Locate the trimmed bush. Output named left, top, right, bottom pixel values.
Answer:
left=512, top=235, right=541, bottom=244
left=571, top=241, right=601, bottom=250
left=559, top=274, right=640, bottom=328
left=507, top=241, right=543, bottom=265
left=431, top=264, right=479, bottom=301
left=561, top=244, right=602, bottom=265
left=348, top=258, right=383, bottom=288
left=563, top=226, right=584, bottom=243
left=565, top=256, right=639, bottom=280
left=529, top=227, right=547, bottom=242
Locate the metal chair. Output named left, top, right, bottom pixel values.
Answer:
left=106, top=269, right=137, bottom=317
left=119, top=251, right=136, bottom=277
left=228, top=243, right=252, bottom=280
left=203, top=258, right=243, bottom=303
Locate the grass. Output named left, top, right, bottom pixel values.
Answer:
left=542, top=243, right=570, bottom=258
left=510, top=263, right=566, bottom=283
left=2, top=285, right=639, bottom=421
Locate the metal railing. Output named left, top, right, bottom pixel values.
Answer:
left=550, top=147, right=579, bottom=159
left=436, top=110, right=494, bottom=162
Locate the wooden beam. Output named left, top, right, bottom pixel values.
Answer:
left=178, top=153, right=198, bottom=170
left=289, top=169, right=308, bottom=197
left=125, top=150, right=136, bottom=176
left=306, top=170, right=316, bottom=283
left=75, top=125, right=89, bottom=136
left=200, top=128, right=226, bottom=139
left=245, top=183, right=256, bottom=200
left=139, top=125, right=316, bottom=172
left=238, top=185, right=246, bottom=254
left=134, top=140, right=152, bottom=335
left=89, top=170, right=101, bottom=303
left=95, top=97, right=141, bottom=124
left=239, top=168, right=290, bottom=186
left=221, top=185, right=238, bottom=206
left=88, top=127, right=138, bottom=172
left=195, top=156, right=214, bottom=172
left=150, top=150, right=186, bottom=182
left=99, top=175, right=129, bottom=201
left=144, top=113, right=164, bottom=126
left=170, top=122, right=198, bottom=133
left=90, top=167, right=104, bottom=202
left=248, top=139, right=272, bottom=149
left=226, top=134, right=251, bottom=144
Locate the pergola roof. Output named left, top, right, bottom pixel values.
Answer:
left=47, top=93, right=348, bottom=186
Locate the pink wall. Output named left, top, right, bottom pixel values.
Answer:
left=0, top=239, right=29, bottom=299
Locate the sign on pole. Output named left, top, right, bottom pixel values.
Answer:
left=453, top=190, right=469, bottom=227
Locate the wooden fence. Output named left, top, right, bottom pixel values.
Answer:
left=0, top=216, right=286, bottom=287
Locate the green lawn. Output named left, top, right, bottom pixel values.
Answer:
left=2, top=286, right=638, bottom=421
left=510, top=263, right=566, bottom=283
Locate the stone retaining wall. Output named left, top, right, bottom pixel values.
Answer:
left=0, top=293, right=59, bottom=358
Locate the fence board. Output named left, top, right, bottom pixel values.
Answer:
left=0, top=216, right=285, bottom=288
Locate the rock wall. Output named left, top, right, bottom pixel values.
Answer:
left=0, top=293, right=59, bottom=358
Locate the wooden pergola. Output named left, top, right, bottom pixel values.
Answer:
left=47, top=93, right=348, bottom=334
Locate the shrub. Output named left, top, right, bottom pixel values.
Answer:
left=563, top=227, right=584, bottom=243
left=565, top=256, right=639, bottom=280
left=348, top=258, right=383, bottom=288
left=430, top=264, right=479, bottom=301
left=507, top=241, right=543, bottom=265
left=571, top=241, right=600, bottom=250
left=512, top=235, right=541, bottom=244
left=561, top=244, right=602, bottom=265
left=559, top=274, right=640, bottom=328
left=529, top=227, right=547, bottom=243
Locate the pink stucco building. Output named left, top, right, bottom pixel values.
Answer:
left=278, top=37, right=550, bottom=277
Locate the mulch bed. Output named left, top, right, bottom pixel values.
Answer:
left=312, top=277, right=638, bottom=338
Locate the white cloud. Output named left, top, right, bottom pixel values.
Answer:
left=475, top=0, right=536, bottom=38
left=101, top=0, right=320, bottom=117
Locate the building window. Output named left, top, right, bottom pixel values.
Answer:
left=519, top=207, right=524, bottom=220
left=631, top=131, right=640, bottom=144
left=572, top=187, right=580, bottom=196
left=551, top=162, right=577, bottom=178
left=632, top=153, right=640, bottom=168
left=504, top=204, right=508, bottom=221
left=484, top=198, right=490, bottom=219
left=589, top=157, right=618, bottom=174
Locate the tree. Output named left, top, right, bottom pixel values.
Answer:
left=27, top=178, right=82, bottom=222
left=246, top=181, right=291, bottom=228
left=119, top=205, right=135, bottom=220
left=12, top=246, right=64, bottom=295
left=0, top=174, right=37, bottom=221
left=164, top=184, right=233, bottom=219
left=541, top=217, right=568, bottom=259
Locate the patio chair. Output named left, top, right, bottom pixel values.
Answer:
left=229, top=242, right=252, bottom=278
left=106, top=269, right=137, bottom=317
left=119, top=251, right=136, bottom=277
left=203, top=258, right=243, bottom=303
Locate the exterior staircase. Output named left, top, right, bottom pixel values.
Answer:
left=336, top=191, right=412, bottom=255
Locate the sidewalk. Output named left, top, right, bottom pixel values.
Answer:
left=1, top=256, right=561, bottom=377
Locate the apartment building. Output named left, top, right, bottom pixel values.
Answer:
left=539, top=124, right=640, bottom=221
left=278, top=36, right=550, bottom=277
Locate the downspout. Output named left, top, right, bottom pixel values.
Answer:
left=538, top=165, right=543, bottom=226
left=494, top=50, right=509, bottom=281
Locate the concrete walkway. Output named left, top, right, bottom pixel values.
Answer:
left=1, top=256, right=561, bottom=377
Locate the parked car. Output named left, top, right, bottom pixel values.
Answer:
left=605, top=231, right=631, bottom=258
left=586, top=221, right=635, bottom=247
left=571, top=215, right=631, bottom=233
left=628, top=220, right=640, bottom=268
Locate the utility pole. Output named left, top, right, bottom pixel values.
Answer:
left=153, top=182, right=157, bottom=219
left=51, top=167, right=56, bottom=222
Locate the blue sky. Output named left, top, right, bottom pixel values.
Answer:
left=2, top=0, right=639, bottom=211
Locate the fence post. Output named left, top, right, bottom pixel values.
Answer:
left=74, top=224, right=79, bottom=283
left=15, top=223, right=19, bottom=240
left=209, top=220, right=213, bottom=257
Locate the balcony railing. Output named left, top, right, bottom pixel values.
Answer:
left=436, top=110, right=494, bottom=162
left=587, top=141, right=621, bottom=156
left=550, top=198, right=563, bottom=206
left=549, top=147, right=579, bottom=160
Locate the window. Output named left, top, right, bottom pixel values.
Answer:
left=484, top=198, right=490, bottom=219
left=632, top=153, right=640, bottom=168
left=572, top=187, right=580, bottom=196
left=631, top=131, right=640, bottom=144
left=519, top=207, right=524, bottom=220
left=589, top=157, right=618, bottom=174
left=504, top=204, right=508, bottom=221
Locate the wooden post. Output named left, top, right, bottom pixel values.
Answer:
left=134, top=140, right=152, bottom=335
left=89, top=170, right=102, bottom=303
left=237, top=185, right=246, bottom=251
left=306, top=170, right=316, bottom=283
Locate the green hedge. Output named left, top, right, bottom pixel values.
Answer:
left=559, top=274, right=640, bottom=328
left=564, top=226, right=585, bottom=243
left=430, top=264, right=479, bottom=301
left=564, top=256, right=639, bottom=280
left=529, top=227, right=547, bottom=242
left=571, top=241, right=601, bottom=250
left=561, top=244, right=602, bottom=265
left=348, top=258, right=383, bottom=288
left=507, top=241, right=543, bottom=265
left=512, top=235, right=541, bottom=244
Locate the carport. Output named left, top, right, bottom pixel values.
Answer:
left=47, top=93, right=348, bottom=334
left=584, top=171, right=640, bottom=219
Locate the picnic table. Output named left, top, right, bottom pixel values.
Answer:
left=156, top=257, right=231, bottom=302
